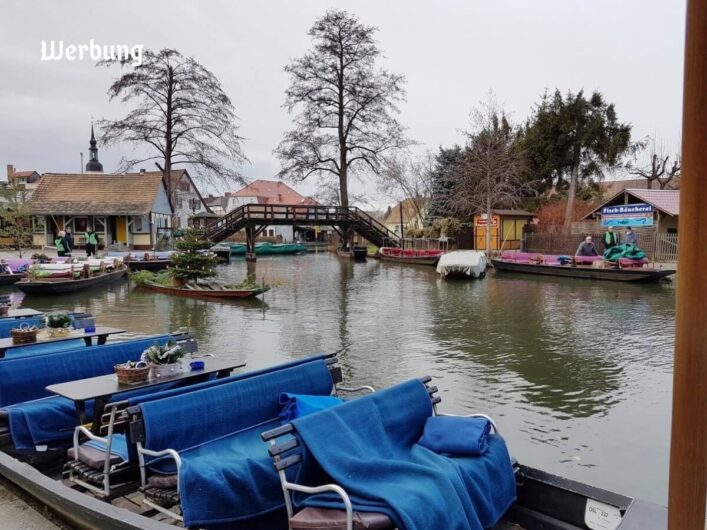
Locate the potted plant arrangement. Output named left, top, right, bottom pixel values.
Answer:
left=114, top=360, right=151, bottom=384
left=45, top=311, right=72, bottom=337
left=141, top=341, right=186, bottom=378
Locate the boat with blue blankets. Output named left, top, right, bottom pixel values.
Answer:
left=229, top=242, right=307, bottom=255
left=0, top=330, right=667, bottom=530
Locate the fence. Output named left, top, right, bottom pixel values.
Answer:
left=524, top=229, right=676, bottom=262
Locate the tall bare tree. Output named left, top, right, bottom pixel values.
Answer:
left=440, top=97, right=531, bottom=254
left=628, top=136, right=680, bottom=189
left=378, top=151, right=435, bottom=226
left=98, top=48, right=247, bottom=207
left=276, top=9, right=408, bottom=228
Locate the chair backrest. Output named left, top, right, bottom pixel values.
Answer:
left=0, top=334, right=174, bottom=407
left=138, top=359, right=336, bottom=454
left=262, top=377, right=439, bottom=473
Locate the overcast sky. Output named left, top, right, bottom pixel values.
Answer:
left=0, top=0, right=686, bottom=205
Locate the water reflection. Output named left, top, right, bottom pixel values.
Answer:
left=8, top=254, right=675, bottom=504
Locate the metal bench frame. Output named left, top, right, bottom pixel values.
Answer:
left=66, top=331, right=197, bottom=499
left=130, top=355, right=371, bottom=523
left=262, top=377, right=504, bottom=530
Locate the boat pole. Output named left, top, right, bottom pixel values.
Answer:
left=668, top=0, right=706, bottom=527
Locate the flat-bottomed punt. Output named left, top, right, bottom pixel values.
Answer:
left=15, top=265, right=128, bottom=295
left=491, top=258, right=675, bottom=283
left=378, top=247, right=443, bottom=266
left=140, top=281, right=269, bottom=299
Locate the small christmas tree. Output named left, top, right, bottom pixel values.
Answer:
left=169, top=228, right=219, bottom=285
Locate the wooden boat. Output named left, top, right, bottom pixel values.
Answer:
left=140, top=281, right=269, bottom=299
left=491, top=258, right=675, bottom=283
left=378, top=247, right=443, bottom=266
left=108, top=252, right=173, bottom=272
left=15, top=266, right=128, bottom=295
left=437, top=251, right=488, bottom=279
left=0, top=443, right=665, bottom=529
left=0, top=272, right=25, bottom=286
left=125, top=259, right=171, bottom=272
left=229, top=242, right=307, bottom=255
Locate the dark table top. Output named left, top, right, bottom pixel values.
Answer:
left=0, top=326, right=125, bottom=351
left=46, top=357, right=245, bottom=402
left=5, top=309, right=43, bottom=318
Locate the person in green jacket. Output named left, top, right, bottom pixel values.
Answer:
left=54, top=230, right=69, bottom=257
left=85, top=227, right=99, bottom=257
left=602, top=226, right=619, bottom=251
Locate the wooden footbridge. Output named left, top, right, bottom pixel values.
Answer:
left=205, top=204, right=400, bottom=255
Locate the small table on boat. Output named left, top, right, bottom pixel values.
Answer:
left=0, top=326, right=126, bottom=358
left=5, top=308, right=43, bottom=319
left=46, top=357, right=245, bottom=433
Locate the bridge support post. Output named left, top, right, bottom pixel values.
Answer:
left=246, top=225, right=256, bottom=262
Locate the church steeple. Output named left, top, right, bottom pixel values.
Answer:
left=85, top=123, right=103, bottom=173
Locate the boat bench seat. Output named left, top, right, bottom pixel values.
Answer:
left=262, top=377, right=518, bottom=530
left=130, top=356, right=366, bottom=527
left=0, top=333, right=192, bottom=455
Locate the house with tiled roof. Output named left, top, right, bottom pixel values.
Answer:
left=138, top=169, right=210, bottom=229
left=30, top=172, right=172, bottom=249
left=224, top=179, right=321, bottom=241
left=583, top=188, right=680, bottom=235
left=597, top=177, right=679, bottom=199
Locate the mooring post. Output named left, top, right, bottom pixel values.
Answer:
left=246, top=225, right=256, bottom=263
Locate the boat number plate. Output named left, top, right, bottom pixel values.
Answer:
left=585, top=498, right=622, bottom=530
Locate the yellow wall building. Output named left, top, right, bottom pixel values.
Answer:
left=473, top=209, right=535, bottom=251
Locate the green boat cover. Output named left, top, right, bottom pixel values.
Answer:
left=229, top=242, right=306, bottom=255
left=603, top=244, right=646, bottom=262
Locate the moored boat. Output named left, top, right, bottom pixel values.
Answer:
left=436, top=250, right=488, bottom=279
left=140, top=281, right=269, bottom=299
left=491, top=257, right=675, bottom=283
left=15, top=264, right=128, bottom=295
left=230, top=242, right=307, bottom=255
left=378, top=246, right=443, bottom=266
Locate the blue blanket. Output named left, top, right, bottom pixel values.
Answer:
left=279, top=393, right=343, bottom=422
left=140, top=359, right=335, bottom=528
left=128, top=354, right=328, bottom=408
left=5, top=339, right=86, bottom=359
left=418, top=416, right=492, bottom=456
left=0, top=335, right=172, bottom=407
left=84, top=433, right=130, bottom=461
left=292, top=380, right=516, bottom=530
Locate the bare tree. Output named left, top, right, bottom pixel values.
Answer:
left=440, top=97, right=532, bottom=254
left=628, top=136, right=680, bottom=189
left=276, top=9, right=408, bottom=229
left=378, top=151, right=435, bottom=225
left=98, top=48, right=247, bottom=207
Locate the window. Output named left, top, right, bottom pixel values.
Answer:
left=31, top=216, right=46, bottom=234
left=74, top=217, right=88, bottom=232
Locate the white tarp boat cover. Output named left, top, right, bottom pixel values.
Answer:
left=436, top=251, right=488, bottom=278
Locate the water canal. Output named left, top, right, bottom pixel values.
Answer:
left=4, top=252, right=675, bottom=506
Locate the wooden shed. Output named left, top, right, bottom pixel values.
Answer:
left=473, top=209, right=535, bottom=251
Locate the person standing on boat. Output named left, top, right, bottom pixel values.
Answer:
left=54, top=231, right=69, bottom=257
left=85, top=227, right=99, bottom=257
left=602, top=226, right=618, bottom=250
left=575, top=236, right=598, bottom=257
left=624, top=227, right=638, bottom=246
left=64, top=227, right=74, bottom=255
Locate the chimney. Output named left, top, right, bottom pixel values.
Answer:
left=6, top=164, right=14, bottom=180
left=140, top=168, right=146, bottom=174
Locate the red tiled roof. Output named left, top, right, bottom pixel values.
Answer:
left=228, top=179, right=319, bottom=205
left=13, top=171, right=37, bottom=178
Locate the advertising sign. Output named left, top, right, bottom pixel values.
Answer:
left=600, top=203, right=654, bottom=228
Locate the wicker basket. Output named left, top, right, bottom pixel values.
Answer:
left=47, top=327, right=72, bottom=338
left=11, top=327, right=39, bottom=344
left=114, top=363, right=151, bottom=384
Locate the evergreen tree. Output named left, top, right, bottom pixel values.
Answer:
left=169, top=228, right=219, bottom=284
left=521, top=90, right=632, bottom=228
left=426, top=146, right=466, bottom=222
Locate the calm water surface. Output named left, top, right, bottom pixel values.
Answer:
left=7, top=252, right=675, bottom=505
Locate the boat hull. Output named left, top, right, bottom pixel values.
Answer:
left=0, top=448, right=665, bottom=530
left=230, top=243, right=307, bottom=255
left=126, top=260, right=171, bottom=272
left=15, top=268, right=128, bottom=295
left=491, top=259, right=675, bottom=283
left=0, top=273, right=24, bottom=286
left=379, top=254, right=441, bottom=266
left=141, top=282, right=268, bottom=299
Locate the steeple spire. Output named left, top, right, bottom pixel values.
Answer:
left=85, top=122, right=103, bottom=173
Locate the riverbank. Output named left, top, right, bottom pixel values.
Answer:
left=0, top=476, right=67, bottom=529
